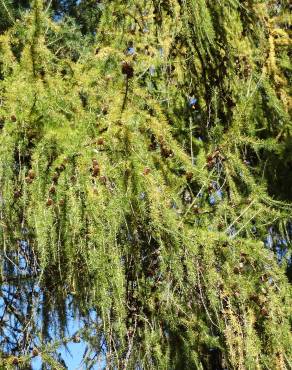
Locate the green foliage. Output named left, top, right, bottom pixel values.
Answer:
left=0, top=0, right=291, bottom=369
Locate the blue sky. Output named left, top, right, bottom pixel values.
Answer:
left=31, top=339, right=88, bottom=369
left=30, top=313, right=93, bottom=369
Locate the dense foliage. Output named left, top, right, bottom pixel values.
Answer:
left=0, top=0, right=291, bottom=368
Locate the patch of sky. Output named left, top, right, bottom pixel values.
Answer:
left=149, top=66, right=155, bottom=76
left=227, top=226, right=236, bottom=237
left=209, top=189, right=223, bottom=206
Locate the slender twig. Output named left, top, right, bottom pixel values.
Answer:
left=0, top=0, right=15, bottom=24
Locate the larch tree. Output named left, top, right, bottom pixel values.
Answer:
left=0, top=0, right=291, bottom=369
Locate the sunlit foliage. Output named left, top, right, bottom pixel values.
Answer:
left=0, top=0, right=291, bottom=368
